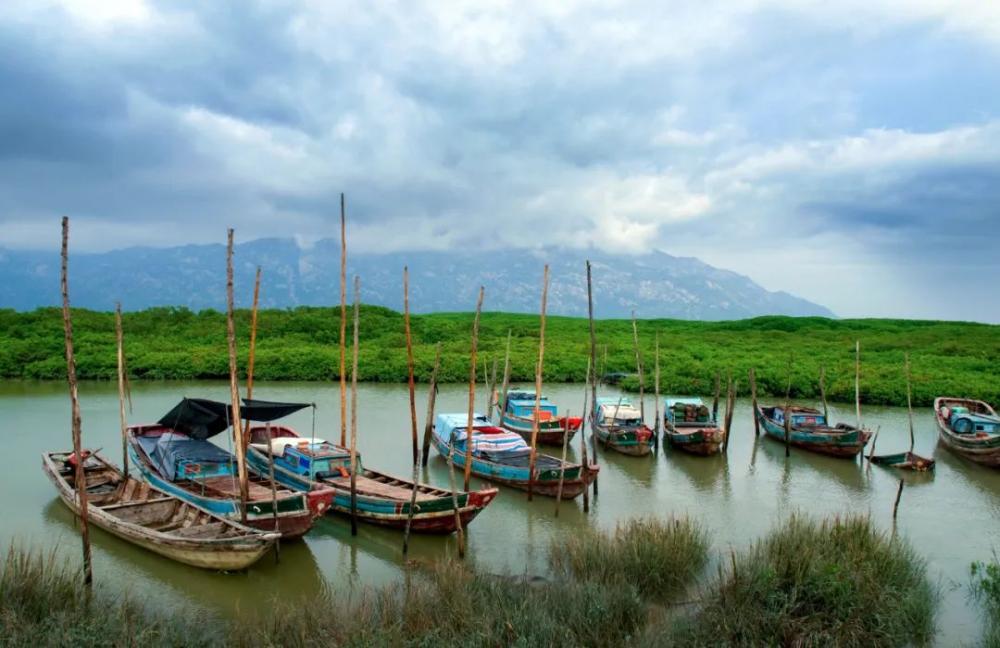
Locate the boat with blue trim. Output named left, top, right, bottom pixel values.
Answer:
left=496, top=389, right=581, bottom=446
left=754, top=404, right=870, bottom=458
left=663, top=397, right=726, bottom=455
left=591, top=397, right=654, bottom=456
left=934, top=397, right=1000, bottom=467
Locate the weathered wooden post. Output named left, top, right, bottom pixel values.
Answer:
left=580, top=359, right=592, bottom=513
left=464, top=287, right=485, bottom=491
left=712, top=372, right=721, bottom=424
left=855, top=340, right=862, bottom=430
left=554, top=409, right=571, bottom=515
left=115, top=303, right=131, bottom=481
left=403, top=268, right=421, bottom=554
left=349, top=275, right=360, bottom=536
left=527, top=266, right=549, bottom=501
left=420, top=343, right=442, bottom=468
left=447, top=428, right=466, bottom=559
left=339, top=193, right=348, bottom=447
left=631, top=311, right=645, bottom=421
left=61, top=217, right=92, bottom=587
left=653, top=333, right=661, bottom=451
left=905, top=353, right=915, bottom=453
left=498, top=329, right=512, bottom=425
left=818, top=365, right=829, bottom=423
left=247, top=267, right=262, bottom=400
left=892, top=477, right=904, bottom=521
left=723, top=374, right=737, bottom=454
left=749, top=367, right=761, bottom=436
left=783, top=363, right=793, bottom=458
left=586, top=261, right=599, bottom=497
left=225, top=229, right=250, bottom=524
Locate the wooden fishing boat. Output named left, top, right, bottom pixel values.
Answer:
left=868, top=451, right=935, bottom=471
left=496, top=389, right=582, bottom=446
left=663, top=397, right=726, bottom=456
left=934, top=397, right=1000, bottom=467
left=432, top=413, right=598, bottom=498
left=591, top=397, right=655, bottom=456
left=755, top=404, right=870, bottom=458
left=244, top=410, right=498, bottom=534
left=42, top=450, right=278, bottom=570
left=127, top=398, right=334, bottom=539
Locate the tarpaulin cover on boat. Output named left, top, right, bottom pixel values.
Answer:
left=157, top=398, right=311, bottom=440
left=138, top=432, right=235, bottom=481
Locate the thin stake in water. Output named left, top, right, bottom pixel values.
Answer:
left=225, top=229, right=250, bottom=524
left=464, top=287, right=485, bottom=491
left=115, top=303, right=132, bottom=481
left=339, top=194, right=348, bottom=447
left=631, top=310, right=645, bottom=421
left=527, top=265, right=549, bottom=501
left=349, top=275, right=360, bottom=536
left=420, top=344, right=441, bottom=468
left=585, top=260, right=599, bottom=497
left=403, top=267, right=421, bottom=554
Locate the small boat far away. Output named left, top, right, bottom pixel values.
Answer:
left=41, top=450, right=278, bottom=570
left=243, top=398, right=498, bottom=534
left=663, top=397, right=726, bottom=456
left=432, top=413, right=599, bottom=498
left=496, top=389, right=582, bottom=447
left=127, top=398, right=335, bottom=539
left=755, top=404, right=870, bottom=458
left=934, top=397, right=1000, bottom=468
left=591, top=397, right=655, bottom=456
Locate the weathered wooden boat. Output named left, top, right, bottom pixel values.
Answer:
left=868, top=451, right=935, bottom=471
left=663, top=397, right=726, bottom=456
left=591, top=397, right=655, bottom=456
left=127, top=398, right=334, bottom=539
left=934, top=397, right=1000, bottom=467
left=755, top=404, right=870, bottom=458
left=42, top=450, right=278, bottom=570
left=496, top=389, right=582, bottom=446
left=243, top=400, right=498, bottom=534
left=432, top=413, right=598, bottom=498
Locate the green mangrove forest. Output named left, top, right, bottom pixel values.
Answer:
left=1, top=307, right=997, bottom=407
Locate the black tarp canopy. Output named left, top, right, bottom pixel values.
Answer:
left=157, top=397, right=311, bottom=440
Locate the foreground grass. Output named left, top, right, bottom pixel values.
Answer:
left=971, top=553, right=1000, bottom=647
left=550, top=516, right=709, bottom=601
left=1, top=307, right=998, bottom=407
left=663, top=515, right=936, bottom=647
left=1, top=515, right=941, bottom=647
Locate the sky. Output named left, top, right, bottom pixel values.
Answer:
left=1, top=0, right=999, bottom=321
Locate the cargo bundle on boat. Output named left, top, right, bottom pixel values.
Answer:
left=244, top=399, right=497, bottom=534
left=127, top=398, right=334, bottom=539
left=497, top=390, right=582, bottom=446
left=755, top=404, right=870, bottom=458
left=432, top=413, right=598, bottom=498
left=934, top=397, right=1000, bottom=467
left=663, top=397, right=726, bottom=456
left=591, top=397, right=655, bottom=456
left=42, top=450, right=278, bottom=570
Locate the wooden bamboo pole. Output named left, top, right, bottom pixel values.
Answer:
left=61, top=217, right=92, bottom=587
left=653, top=333, right=661, bottom=451
left=579, top=358, right=591, bottom=513
left=115, top=303, right=130, bottom=481
left=554, top=410, right=570, bottom=515
left=464, top=287, right=485, bottom=491
left=892, top=478, right=904, bottom=521
left=868, top=425, right=881, bottom=462
left=631, top=311, right=645, bottom=421
left=265, top=422, right=280, bottom=562
left=905, top=353, right=915, bottom=453
left=749, top=367, right=761, bottom=436
left=447, top=428, right=466, bottom=559
left=586, top=261, right=599, bottom=497
left=349, top=275, right=360, bottom=536
left=783, top=361, right=793, bottom=458
left=818, top=365, right=829, bottom=423
left=712, top=372, right=721, bottom=423
left=225, top=229, right=250, bottom=524
left=339, top=193, right=348, bottom=447
left=246, top=267, right=262, bottom=400
left=527, top=266, right=549, bottom=502
left=403, top=267, right=421, bottom=554
left=420, top=344, right=441, bottom=467
left=489, top=358, right=498, bottom=422
left=499, top=329, right=512, bottom=424
left=855, top=340, right=862, bottom=430
left=723, top=375, right=737, bottom=454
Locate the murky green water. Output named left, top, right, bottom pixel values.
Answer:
left=2, top=380, right=998, bottom=644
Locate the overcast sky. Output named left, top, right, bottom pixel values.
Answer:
left=1, top=1, right=999, bottom=321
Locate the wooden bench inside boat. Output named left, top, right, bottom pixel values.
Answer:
left=192, top=476, right=292, bottom=501
left=326, top=475, right=437, bottom=502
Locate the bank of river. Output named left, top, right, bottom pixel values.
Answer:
left=1, top=380, right=997, bottom=645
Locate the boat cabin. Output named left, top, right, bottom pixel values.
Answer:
left=769, top=406, right=827, bottom=428
left=247, top=424, right=353, bottom=478
left=131, top=425, right=238, bottom=481
left=944, top=406, right=1000, bottom=435
left=504, top=390, right=558, bottom=420
left=665, top=397, right=713, bottom=426
left=594, top=397, right=643, bottom=426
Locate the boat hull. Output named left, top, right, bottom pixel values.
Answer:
left=665, top=425, right=725, bottom=456
left=430, top=433, right=598, bottom=498
left=41, top=451, right=276, bottom=571
left=934, top=397, right=1000, bottom=467
left=756, top=407, right=868, bottom=458
left=500, top=414, right=581, bottom=446
left=246, top=447, right=497, bottom=534
left=593, top=422, right=655, bottom=456
left=868, top=452, right=935, bottom=472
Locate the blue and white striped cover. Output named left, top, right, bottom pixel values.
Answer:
left=435, top=413, right=529, bottom=454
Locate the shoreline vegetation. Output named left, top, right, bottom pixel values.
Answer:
left=1, top=306, right=998, bottom=407
left=1, top=514, right=948, bottom=647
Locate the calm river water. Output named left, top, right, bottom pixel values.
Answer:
left=1, top=380, right=997, bottom=644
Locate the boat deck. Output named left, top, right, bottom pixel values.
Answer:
left=193, top=475, right=293, bottom=501
left=326, top=475, right=437, bottom=502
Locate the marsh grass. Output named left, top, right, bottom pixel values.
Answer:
left=970, top=552, right=1000, bottom=647
left=662, top=514, right=936, bottom=647
left=0, top=545, right=217, bottom=647
left=548, top=516, right=710, bottom=601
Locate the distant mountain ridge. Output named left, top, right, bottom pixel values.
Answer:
left=0, top=239, right=834, bottom=319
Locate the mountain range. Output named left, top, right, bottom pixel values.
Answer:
left=0, top=239, right=834, bottom=319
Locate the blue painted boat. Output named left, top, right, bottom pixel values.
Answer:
left=244, top=416, right=497, bottom=534
left=755, top=404, right=870, bottom=458
left=126, top=398, right=334, bottom=539
left=663, top=397, right=726, bottom=455
left=497, top=390, right=581, bottom=446
left=592, top=397, right=654, bottom=456
left=432, top=413, right=598, bottom=498
left=934, top=397, right=1000, bottom=467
